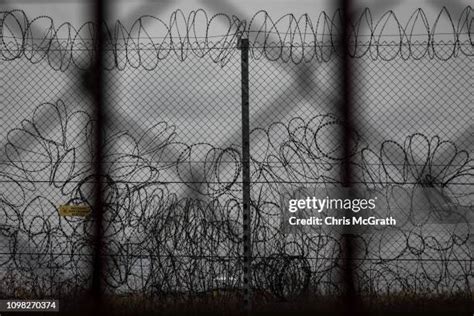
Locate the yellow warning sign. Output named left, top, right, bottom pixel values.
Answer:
left=58, top=205, right=92, bottom=217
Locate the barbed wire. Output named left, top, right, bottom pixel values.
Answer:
left=1, top=7, right=473, bottom=70
left=0, top=100, right=471, bottom=300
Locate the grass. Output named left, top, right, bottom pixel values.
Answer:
left=45, top=291, right=473, bottom=316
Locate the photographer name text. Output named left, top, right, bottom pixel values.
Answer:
left=287, top=197, right=396, bottom=226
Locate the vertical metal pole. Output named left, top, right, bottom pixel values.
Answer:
left=240, top=37, right=252, bottom=313
left=340, top=0, right=360, bottom=315
left=90, top=0, right=107, bottom=314
left=50, top=248, right=54, bottom=297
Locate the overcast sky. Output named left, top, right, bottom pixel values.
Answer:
left=1, top=0, right=471, bottom=28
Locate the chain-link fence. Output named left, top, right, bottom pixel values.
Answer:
left=0, top=6, right=473, bottom=314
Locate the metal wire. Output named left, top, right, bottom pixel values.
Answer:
left=0, top=6, right=472, bottom=310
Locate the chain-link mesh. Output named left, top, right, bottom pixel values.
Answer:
left=0, top=6, right=472, bottom=312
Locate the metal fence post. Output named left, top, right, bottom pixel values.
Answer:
left=239, top=36, right=252, bottom=313
left=90, top=0, right=107, bottom=313
left=340, top=1, right=360, bottom=315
